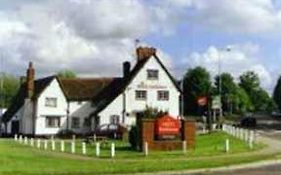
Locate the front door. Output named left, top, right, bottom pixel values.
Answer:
left=11, top=121, right=19, bottom=135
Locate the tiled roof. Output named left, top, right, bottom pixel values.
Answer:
left=59, top=78, right=122, bottom=101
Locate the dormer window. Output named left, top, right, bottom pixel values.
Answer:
left=147, top=69, right=159, bottom=80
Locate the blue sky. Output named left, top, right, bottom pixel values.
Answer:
left=0, top=0, right=281, bottom=93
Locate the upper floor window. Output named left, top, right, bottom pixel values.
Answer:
left=45, top=97, right=57, bottom=107
left=71, top=117, right=80, bottom=129
left=135, top=90, right=147, bottom=100
left=45, top=116, right=60, bottom=128
left=147, top=69, right=159, bottom=80
left=110, top=115, right=120, bottom=124
left=158, top=90, right=169, bottom=101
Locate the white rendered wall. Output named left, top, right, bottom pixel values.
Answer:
left=98, top=57, right=180, bottom=127
left=35, top=79, right=68, bottom=135
left=69, top=101, right=93, bottom=133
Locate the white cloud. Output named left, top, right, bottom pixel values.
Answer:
left=187, top=0, right=281, bottom=34
left=181, top=43, right=273, bottom=91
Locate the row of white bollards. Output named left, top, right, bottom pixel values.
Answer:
left=222, top=124, right=255, bottom=149
left=13, top=134, right=116, bottom=158
left=142, top=141, right=188, bottom=156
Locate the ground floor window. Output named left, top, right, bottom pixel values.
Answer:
left=71, top=117, right=80, bottom=129
left=110, top=115, right=120, bottom=124
left=83, top=117, right=91, bottom=127
left=45, top=116, right=61, bottom=128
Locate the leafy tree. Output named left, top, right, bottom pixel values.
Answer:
left=273, top=76, right=281, bottom=111
left=214, top=73, right=238, bottom=113
left=0, top=74, right=20, bottom=108
left=234, top=87, right=254, bottom=113
left=239, top=71, right=274, bottom=112
left=57, top=69, right=76, bottom=79
left=183, top=67, right=212, bottom=115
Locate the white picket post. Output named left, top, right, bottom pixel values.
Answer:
left=225, top=139, right=229, bottom=153
left=37, top=139, right=41, bottom=149
left=30, top=138, right=34, bottom=147
left=24, top=136, right=28, bottom=145
left=60, top=140, right=65, bottom=152
left=111, top=143, right=115, bottom=158
left=71, top=141, right=75, bottom=154
left=144, top=142, right=149, bottom=156
left=182, top=141, right=187, bottom=154
left=82, top=142, right=86, bottom=155
left=96, top=142, right=100, bottom=157
left=51, top=139, right=55, bottom=151
left=14, top=134, right=18, bottom=141
left=19, top=135, right=23, bottom=144
left=44, top=140, right=48, bottom=150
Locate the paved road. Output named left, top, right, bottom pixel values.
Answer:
left=192, top=163, right=281, bottom=175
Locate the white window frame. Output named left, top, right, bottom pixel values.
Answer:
left=45, top=97, right=57, bottom=107
left=45, top=116, right=61, bottom=128
left=110, top=115, right=120, bottom=124
left=158, top=90, right=169, bottom=101
left=135, top=90, right=147, bottom=101
left=71, top=117, right=80, bottom=129
left=147, top=69, right=159, bottom=80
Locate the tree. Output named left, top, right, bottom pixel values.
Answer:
left=239, top=71, right=274, bottom=112
left=234, top=87, right=254, bottom=113
left=214, top=73, right=238, bottom=113
left=57, top=69, right=76, bottom=79
left=183, top=67, right=212, bottom=115
left=0, top=74, right=20, bottom=108
left=273, top=76, right=281, bottom=111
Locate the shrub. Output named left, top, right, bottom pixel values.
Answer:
left=56, top=129, right=76, bottom=139
left=129, top=126, right=140, bottom=150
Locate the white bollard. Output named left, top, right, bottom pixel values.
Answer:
left=60, top=140, right=65, bottom=152
left=182, top=141, right=187, bottom=154
left=44, top=140, right=48, bottom=150
left=249, top=135, right=254, bottom=149
left=71, top=141, right=75, bottom=154
left=37, top=139, right=41, bottom=149
left=14, top=134, right=18, bottom=141
left=225, top=139, right=229, bottom=153
left=51, top=139, right=55, bottom=151
left=144, top=142, right=149, bottom=156
left=111, top=143, right=115, bottom=158
left=82, top=142, right=86, bottom=155
left=19, top=135, right=23, bottom=144
left=30, top=138, right=34, bottom=147
left=96, top=142, right=100, bottom=157
left=24, top=136, right=28, bottom=145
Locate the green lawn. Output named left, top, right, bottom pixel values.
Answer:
left=0, top=132, right=270, bottom=175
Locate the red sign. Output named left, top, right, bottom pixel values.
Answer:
left=155, top=115, right=180, bottom=135
left=197, top=96, right=208, bottom=106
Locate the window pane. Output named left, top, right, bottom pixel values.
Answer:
left=45, top=97, right=57, bottom=107
left=45, top=116, right=60, bottom=128
left=135, top=90, right=147, bottom=100
left=71, top=117, right=80, bottom=129
left=147, top=69, right=159, bottom=80
left=158, top=91, right=169, bottom=101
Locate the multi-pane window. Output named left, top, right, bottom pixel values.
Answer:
left=158, top=90, right=169, bottom=101
left=135, top=90, right=147, bottom=100
left=147, top=69, right=159, bottom=80
left=45, top=97, right=57, bottom=107
left=83, top=118, right=91, bottom=127
left=110, top=115, right=120, bottom=124
left=71, top=117, right=80, bottom=129
left=45, top=116, right=60, bottom=128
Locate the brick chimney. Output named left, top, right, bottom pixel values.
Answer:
left=136, top=47, right=156, bottom=61
left=26, top=62, right=35, bottom=99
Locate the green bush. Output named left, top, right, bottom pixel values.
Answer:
left=129, top=126, right=140, bottom=150
left=56, top=129, right=76, bottom=139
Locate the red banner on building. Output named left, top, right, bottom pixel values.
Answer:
left=155, top=115, right=180, bottom=135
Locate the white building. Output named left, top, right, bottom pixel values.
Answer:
left=2, top=47, right=181, bottom=136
